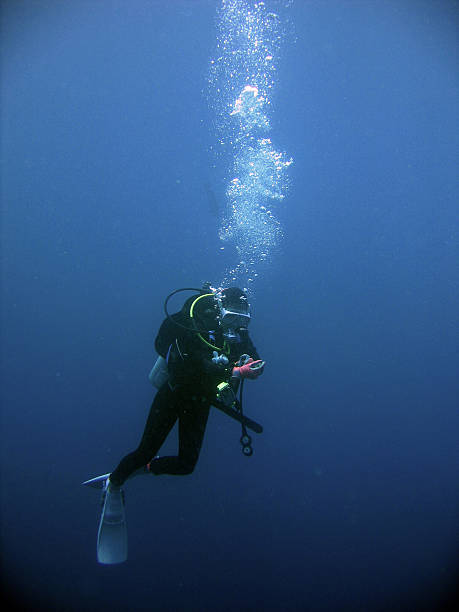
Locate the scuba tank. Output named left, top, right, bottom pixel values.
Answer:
left=148, top=356, right=169, bottom=389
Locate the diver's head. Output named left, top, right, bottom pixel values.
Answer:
left=217, top=287, right=251, bottom=343
left=191, top=293, right=220, bottom=332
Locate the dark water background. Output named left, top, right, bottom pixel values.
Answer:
left=1, top=1, right=458, bottom=610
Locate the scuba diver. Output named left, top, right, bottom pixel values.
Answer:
left=83, top=284, right=265, bottom=564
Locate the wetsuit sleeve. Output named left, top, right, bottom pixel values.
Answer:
left=154, top=315, right=185, bottom=358
left=154, top=319, right=173, bottom=358
left=198, top=353, right=233, bottom=380
left=180, top=336, right=233, bottom=386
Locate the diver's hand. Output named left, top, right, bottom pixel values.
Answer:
left=232, top=359, right=265, bottom=380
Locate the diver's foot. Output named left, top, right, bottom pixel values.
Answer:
left=102, top=479, right=125, bottom=524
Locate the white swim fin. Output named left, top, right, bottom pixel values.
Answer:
left=83, top=474, right=127, bottom=564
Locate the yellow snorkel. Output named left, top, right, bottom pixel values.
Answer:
left=189, top=293, right=228, bottom=353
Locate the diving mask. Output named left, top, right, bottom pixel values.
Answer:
left=220, top=308, right=251, bottom=343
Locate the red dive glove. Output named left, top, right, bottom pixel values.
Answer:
left=232, top=358, right=265, bottom=380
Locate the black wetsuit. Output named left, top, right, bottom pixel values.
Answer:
left=110, top=297, right=260, bottom=486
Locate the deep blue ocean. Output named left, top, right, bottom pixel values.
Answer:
left=1, top=1, right=458, bottom=611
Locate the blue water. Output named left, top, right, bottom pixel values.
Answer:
left=1, top=1, right=458, bottom=611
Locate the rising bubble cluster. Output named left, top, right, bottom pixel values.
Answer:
left=208, top=0, right=292, bottom=288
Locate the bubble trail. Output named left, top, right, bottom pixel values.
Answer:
left=208, top=0, right=293, bottom=289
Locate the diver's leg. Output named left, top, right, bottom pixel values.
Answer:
left=149, top=395, right=210, bottom=475
left=109, top=385, right=178, bottom=486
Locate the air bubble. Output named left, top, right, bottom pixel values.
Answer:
left=208, top=0, right=292, bottom=288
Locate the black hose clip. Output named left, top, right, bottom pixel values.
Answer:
left=240, top=433, right=253, bottom=456
left=235, top=379, right=256, bottom=456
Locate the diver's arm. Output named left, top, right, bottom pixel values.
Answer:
left=191, top=346, right=233, bottom=380
left=174, top=335, right=232, bottom=386
left=154, top=314, right=185, bottom=358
